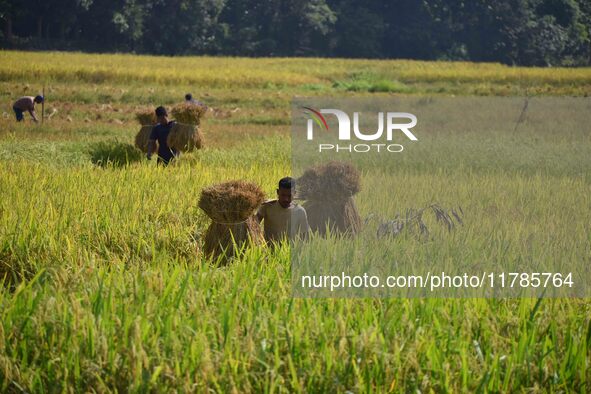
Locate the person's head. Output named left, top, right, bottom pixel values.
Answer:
left=185, top=93, right=192, bottom=101
left=155, top=106, right=168, bottom=125
left=277, top=177, right=294, bottom=209
left=34, top=95, right=44, bottom=104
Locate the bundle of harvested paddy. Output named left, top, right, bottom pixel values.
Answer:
left=135, top=108, right=157, bottom=125
left=171, top=103, right=206, bottom=125
left=134, top=125, right=157, bottom=153
left=198, top=181, right=266, bottom=262
left=298, top=161, right=362, bottom=236
left=167, top=122, right=203, bottom=152
left=302, top=197, right=361, bottom=236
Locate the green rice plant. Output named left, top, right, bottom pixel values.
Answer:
left=89, top=140, right=143, bottom=168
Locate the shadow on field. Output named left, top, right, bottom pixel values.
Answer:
left=89, top=140, right=143, bottom=168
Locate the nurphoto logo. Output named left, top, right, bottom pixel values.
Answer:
left=302, top=106, right=418, bottom=153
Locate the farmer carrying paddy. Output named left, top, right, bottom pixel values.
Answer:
left=185, top=93, right=208, bottom=110
left=12, top=95, right=44, bottom=122
left=147, top=106, right=179, bottom=166
left=256, top=177, right=310, bottom=243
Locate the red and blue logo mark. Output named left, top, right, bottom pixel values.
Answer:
left=302, top=106, right=329, bottom=131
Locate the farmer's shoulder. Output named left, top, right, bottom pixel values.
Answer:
left=261, top=199, right=278, bottom=210
left=164, top=121, right=176, bottom=132
left=152, top=122, right=170, bottom=133
left=257, top=199, right=277, bottom=215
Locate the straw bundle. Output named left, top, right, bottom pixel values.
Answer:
left=135, top=108, right=157, bottom=125
left=298, top=161, right=362, bottom=236
left=298, top=161, right=361, bottom=201
left=171, top=103, right=207, bottom=125
left=198, top=181, right=266, bottom=262
left=167, top=123, right=203, bottom=152
left=303, top=197, right=362, bottom=236
left=134, top=125, right=157, bottom=153
left=202, top=217, right=263, bottom=263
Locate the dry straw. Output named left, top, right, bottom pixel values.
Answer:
left=298, top=161, right=362, bottom=236
left=134, top=125, right=157, bottom=153
left=171, top=103, right=207, bottom=125
left=198, top=181, right=266, bottom=262
left=376, top=204, right=464, bottom=240
left=167, top=123, right=203, bottom=152
left=135, top=108, right=157, bottom=125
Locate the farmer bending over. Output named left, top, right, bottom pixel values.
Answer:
left=13, top=95, right=44, bottom=122
left=147, top=106, right=179, bottom=166
left=256, top=177, right=309, bottom=243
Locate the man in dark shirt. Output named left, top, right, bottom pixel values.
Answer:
left=13, top=95, right=44, bottom=122
left=147, top=106, right=179, bottom=166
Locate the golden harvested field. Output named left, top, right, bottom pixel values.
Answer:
left=0, top=50, right=590, bottom=392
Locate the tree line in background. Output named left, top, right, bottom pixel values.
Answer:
left=1, top=0, right=590, bottom=66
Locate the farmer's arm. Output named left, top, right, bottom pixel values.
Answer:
left=29, top=109, right=38, bottom=122
left=255, top=204, right=265, bottom=223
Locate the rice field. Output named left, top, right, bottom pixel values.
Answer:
left=0, top=50, right=590, bottom=392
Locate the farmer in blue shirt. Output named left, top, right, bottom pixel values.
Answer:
left=147, top=106, right=179, bottom=165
